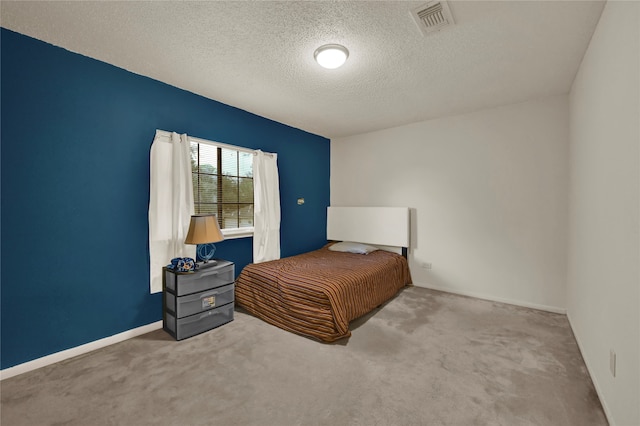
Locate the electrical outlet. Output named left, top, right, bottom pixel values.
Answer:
left=421, top=262, right=432, bottom=269
left=610, top=350, right=616, bottom=377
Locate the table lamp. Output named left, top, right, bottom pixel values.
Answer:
left=184, top=214, right=225, bottom=268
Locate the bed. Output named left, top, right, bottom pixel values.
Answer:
left=235, top=207, right=412, bottom=342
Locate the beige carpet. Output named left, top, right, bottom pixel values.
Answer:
left=1, top=287, right=606, bottom=426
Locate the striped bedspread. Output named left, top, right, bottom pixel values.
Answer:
left=235, top=245, right=412, bottom=342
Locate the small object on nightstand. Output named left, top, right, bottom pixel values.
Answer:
left=184, top=214, right=224, bottom=269
left=166, top=257, right=196, bottom=273
left=162, top=260, right=235, bottom=340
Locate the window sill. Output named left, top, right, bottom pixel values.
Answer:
left=222, top=228, right=254, bottom=240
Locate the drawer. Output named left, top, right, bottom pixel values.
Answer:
left=165, top=262, right=234, bottom=296
left=165, top=283, right=234, bottom=319
left=164, top=303, right=234, bottom=341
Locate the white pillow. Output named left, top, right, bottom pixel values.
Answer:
left=328, top=241, right=379, bottom=255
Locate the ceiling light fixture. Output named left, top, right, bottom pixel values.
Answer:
left=314, top=44, right=349, bottom=69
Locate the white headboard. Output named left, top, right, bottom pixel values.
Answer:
left=327, top=207, right=410, bottom=248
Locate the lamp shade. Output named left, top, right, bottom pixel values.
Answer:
left=184, top=215, right=224, bottom=245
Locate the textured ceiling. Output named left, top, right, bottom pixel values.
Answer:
left=1, top=1, right=605, bottom=138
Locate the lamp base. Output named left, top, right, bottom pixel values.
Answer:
left=197, top=243, right=217, bottom=262
left=197, top=260, right=218, bottom=269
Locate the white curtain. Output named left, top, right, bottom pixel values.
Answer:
left=253, top=150, right=281, bottom=263
left=148, top=131, right=195, bottom=293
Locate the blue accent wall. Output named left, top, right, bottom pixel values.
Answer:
left=0, top=29, right=330, bottom=369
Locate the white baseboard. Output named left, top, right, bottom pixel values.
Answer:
left=566, top=313, right=614, bottom=426
left=412, top=282, right=567, bottom=314
left=0, top=321, right=163, bottom=381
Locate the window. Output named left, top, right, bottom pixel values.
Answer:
left=190, top=141, right=254, bottom=233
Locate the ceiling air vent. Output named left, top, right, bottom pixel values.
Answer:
left=411, top=1, right=455, bottom=36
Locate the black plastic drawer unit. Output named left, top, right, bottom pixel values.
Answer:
left=162, top=260, right=235, bottom=340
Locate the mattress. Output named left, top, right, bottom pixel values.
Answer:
left=235, top=244, right=412, bottom=342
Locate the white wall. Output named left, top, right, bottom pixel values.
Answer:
left=332, top=95, right=569, bottom=312
left=567, top=1, right=640, bottom=425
